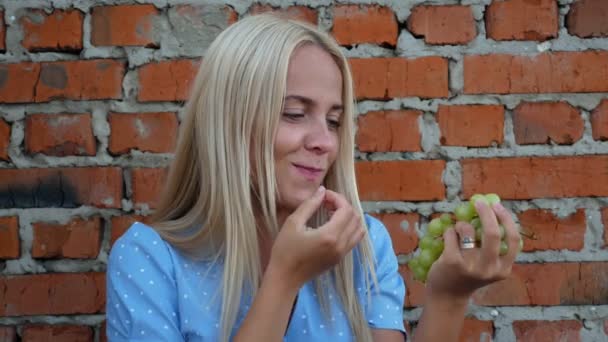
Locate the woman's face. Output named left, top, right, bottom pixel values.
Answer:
left=274, top=44, right=343, bottom=219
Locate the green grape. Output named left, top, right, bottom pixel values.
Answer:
left=475, top=226, right=483, bottom=241
left=470, top=193, right=489, bottom=208
left=470, top=217, right=482, bottom=229
left=408, top=257, right=420, bottom=270
left=454, top=203, right=476, bottom=222
left=439, top=213, right=453, bottom=226
left=518, top=236, right=524, bottom=252
left=442, top=224, right=453, bottom=235
left=428, top=218, right=444, bottom=237
left=499, top=224, right=506, bottom=239
left=412, top=265, right=428, bottom=282
left=485, top=193, right=501, bottom=206
left=418, top=249, right=435, bottom=269
left=429, top=238, right=444, bottom=258
left=499, top=241, right=508, bottom=255
left=419, top=235, right=434, bottom=250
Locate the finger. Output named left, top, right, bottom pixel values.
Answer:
left=323, top=189, right=350, bottom=212
left=345, top=219, right=366, bottom=253
left=338, top=213, right=361, bottom=251
left=438, top=226, right=464, bottom=264
left=476, top=201, right=501, bottom=262
left=288, top=186, right=326, bottom=226
left=493, top=202, right=519, bottom=265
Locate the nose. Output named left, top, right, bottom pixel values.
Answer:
left=304, top=117, right=335, bottom=155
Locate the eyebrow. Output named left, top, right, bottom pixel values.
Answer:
left=284, top=95, right=344, bottom=111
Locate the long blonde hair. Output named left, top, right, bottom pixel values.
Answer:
left=151, top=14, right=377, bottom=341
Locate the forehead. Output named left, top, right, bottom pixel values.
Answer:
left=285, top=44, right=343, bottom=104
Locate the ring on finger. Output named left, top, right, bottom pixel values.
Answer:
left=460, top=236, right=476, bottom=249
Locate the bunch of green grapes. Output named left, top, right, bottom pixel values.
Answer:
left=407, top=193, right=524, bottom=283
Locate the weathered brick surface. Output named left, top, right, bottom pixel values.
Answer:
left=0, top=168, right=123, bottom=208
left=462, top=156, right=608, bottom=199
left=567, top=0, right=608, bottom=38
left=108, top=112, right=178, bottom=154
left=25, top=113, right=96, bottom=156
left=137, top=59, right=200, bottom=102
left=485, top=0, right=558, bottom=41
left=350, top=57, right=449, bottom=99
left=464, top=52, right=608, bottom=94
left=32, top=217, right=102, bottom=259
left=436, top=105, right=504, bottom=147
left=513, top=102, right=584, bottom=145
left=356, top=161, right=446, bottom=201
left=250, top=5, right=317, bottom=24
left=22, top=325, right=93, bottom=342
left=408, top=5, right=476, bottom=45
left=0, top=273, right=105, bottom=316
left=0, top=119, right=10, bottom=161
left=0, top=217, right=19, bottom=259
left=20, top=9, right=84, bottom=51
left=91, top=5, right=160, bottom=47
left=332, top=5, right=398, bottom=46
left=356, top=110, right=422, bottom=152
left=517, top=209, right=586, bottom=251
left=512, top=320, right=582, bottom=342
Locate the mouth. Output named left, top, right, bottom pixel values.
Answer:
left=292, top=163, right=324, bottom=181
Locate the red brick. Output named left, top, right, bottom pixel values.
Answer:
left=250, top=5, right=317, bottom=25
left=408, top=5, right=476, bottom=45
left=350, top=57, right=449, bottom=100
left=0, top=10, right=5, bottom=51
left=356, top=161, right=445, bottom=201
left=399, top=265, right=426, bottom=307
left=517, top=209, right=586, bottom=251
left=0, top=62, right=40, bottom=103
left=462, top=156, right=608, bottom=199
left=371, top=213, right=419, bottom=255
left=0, top=168, right=123, bottom=208
left=473, top=262, right=608, bottom=306
left=0, top=273, right=105, bottom=316
left=32, top=217, right=102, bottom=259
left=0, top=326, right=16, bottom=342
left=25, top=113, right=96, bottom=156
left=513, top=101, right=584, bottom=145
left=486, top=0, right=558, bottom=41
left=0, top=217, right=19, bottom=259
left=459, top=319, right=493, bottom=342
left=100, top=321, right=106, bottom=342
left=91, top=5, right=160, bottom=47
left=602, top=208, right=608, bottom=248
left=108, top=112, right=178, bottom=154
left=591, top=99, right=608, bottom=141
left=22, top=325, right=93, bottom=342
left=332, top=5, right=398, bottom=46
left=37, top=59, right=125, bottom=102
left=131, top=168, right=167, bottom=209
left=436, top=105, right=504, bottom=147
left=110, top=215, right=147, bottom=246
left=20, top=9, right=83, bottom=51
left=513, top=320, right=582, bottom=342
left=464, top=51, right=608, bottom=94
left=567, top=0, right=608, bottom=38
left=356, top=110, right=422, bottom=152
left=0, top=119, right=9, bottom=161
left=137, top=59, right=200, bottom=102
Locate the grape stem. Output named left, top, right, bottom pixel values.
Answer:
left=518, top=228, right=537, bottom=240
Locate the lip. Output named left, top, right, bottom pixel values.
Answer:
left=292, top=163, right=323, bottom=181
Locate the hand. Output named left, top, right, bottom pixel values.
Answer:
left=268, top=186, right=366, bottom=289
left=424, top=201, right=520, bottom=300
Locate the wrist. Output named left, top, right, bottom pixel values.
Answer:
left=263, top=262, right=302, bottom=296
left=424, top=286, right=471, bottom=310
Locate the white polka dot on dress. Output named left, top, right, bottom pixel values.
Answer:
left=149, top=280, right=154, bottom=285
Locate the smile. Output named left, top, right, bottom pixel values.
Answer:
left=292, top=163, right=323, bottom=181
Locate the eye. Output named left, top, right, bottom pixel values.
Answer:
left=327, top=118, right=341, bottom=130
left=282, top=112, right=305, bottom=121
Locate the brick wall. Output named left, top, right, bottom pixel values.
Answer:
left=0, top=0, right=607, bottom=341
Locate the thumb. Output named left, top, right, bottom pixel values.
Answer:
left=288, top=186, right=326, bottom=226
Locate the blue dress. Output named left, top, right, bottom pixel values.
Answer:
left=106, top=214, right=407, bottom=341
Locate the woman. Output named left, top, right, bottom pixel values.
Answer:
left=106, top=14, right=520, bottom=341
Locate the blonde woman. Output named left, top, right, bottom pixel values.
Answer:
left=106, top=14, right=520, bottom=341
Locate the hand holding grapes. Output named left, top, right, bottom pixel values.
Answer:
left=409, top=194, right=522, bottom=299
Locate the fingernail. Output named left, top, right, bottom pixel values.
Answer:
left=493, top=202, right=504, bottom=211
left=317, top=186, right=326, bottom=195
